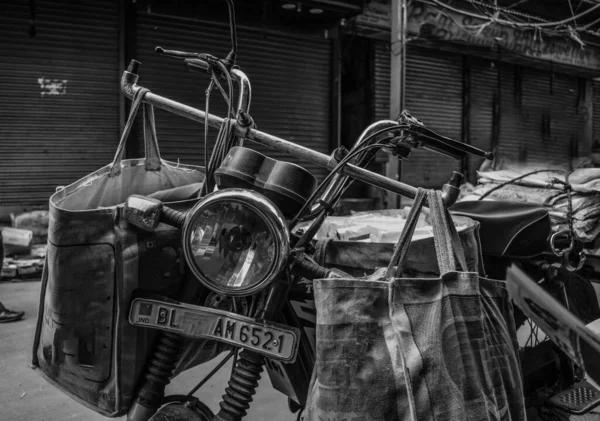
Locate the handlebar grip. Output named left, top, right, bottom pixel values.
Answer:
left=160, top=206, right=186, bottom=228
left=420, top=130, right=494, bottom=161
left=292, top=257, right=331, bottom=280
left=421, top=140, right=466, bottom=161
left=184, top=58, right=211, bottom=74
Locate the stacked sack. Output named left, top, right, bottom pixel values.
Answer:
left=460, top=158, right=600, bottom=243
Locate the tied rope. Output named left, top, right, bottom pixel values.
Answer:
left=202, top=117, right=236, bottom=195
left=548, top=172, right=575, bottom=243
left=478, top=168, right=576, bottom=244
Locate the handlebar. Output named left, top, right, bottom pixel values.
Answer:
left=121, top=61, right=426, bottom=202
left=401, top=112, right=494, bottom=161
left=121, top=60, right=490, bottom=207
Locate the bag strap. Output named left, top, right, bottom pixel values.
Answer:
left=142, top=103, right=162, bottom=172
left=387, top=188, right=469, bottom=278
left=109, top=88, right=162, bottom=177
left=427, top=189, right=468, bottom=274
left=314, top=239, right=332, bottom=266
left=386, top=188, right=427, bottom=277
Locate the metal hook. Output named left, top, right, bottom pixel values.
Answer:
left=550, top=229, right=575, bottom=257
left=563, top=249, right=586, bottom=272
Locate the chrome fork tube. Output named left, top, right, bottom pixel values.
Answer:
left=232, top=68, right=251, bottom=116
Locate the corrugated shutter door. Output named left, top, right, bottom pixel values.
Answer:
left=0, top=0, right=119, bottom=206
left=135, top=13, right=331, bottom=181
left=496, top=64, right=521, bottom=162
left=468, top=58, right=496, bottom=180
left=547, top=73, right=585, bottom=162
left=595, top=82, right=600, bottom=145
left=373, top=41, right=390, bottom=121
left=372, top=44, right=463, bottom=189
left=401, top=47, right=463, bottom=189
left=498, top=65, right=585, bottom=165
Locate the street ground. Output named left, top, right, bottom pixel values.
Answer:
left=4, top=280, right=600, bottom=421
left=0, top=281, right=293, bottom=421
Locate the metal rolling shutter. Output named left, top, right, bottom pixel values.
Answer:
left=0, top=0, right=120, bottom=206
left=401, top=47, right=463, bottom=189
left=497, top=65, right=585, bottom=166
left=595, top=82, right=600, bottom=145
left=372, top=44, right=463, bottom=189
left=496, top=63, right=521, bottom=163
left=134, top=13, right=331, bottom=181
left=373, top=41, right=390, bottom=122
left=546, top=72, right=585, bottom=163
left=468, top=58, right=496, bottom=181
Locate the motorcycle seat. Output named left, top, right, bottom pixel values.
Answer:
left=450, top=200, right=551, bottom=259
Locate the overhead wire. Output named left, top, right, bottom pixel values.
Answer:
left=432, top=0, right=600, bottom=28
left=422, top=0, right=600, bottom=45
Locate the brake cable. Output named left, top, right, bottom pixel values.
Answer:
left=186, top=349, right=236, bottom=396
left=201, top=60, right=237, bottom=195
left=291, top=125, right=407, bottom=225
left=203, top=80, right=214, bottom=181
left=289, top=141, right=390, bottom=232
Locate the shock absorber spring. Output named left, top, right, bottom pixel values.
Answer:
left=215, top=350, right=265, bottom=421
left=127, top=331, right=186, bottom=420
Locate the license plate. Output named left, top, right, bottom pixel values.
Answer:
left=129, top=297, right=300, bottom=363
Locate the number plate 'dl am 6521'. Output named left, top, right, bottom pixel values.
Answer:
left=129, top=297, right=300, bottom=363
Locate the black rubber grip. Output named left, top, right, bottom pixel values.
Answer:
left=160, top=206, right=186, bottom=228
left=293, top=258, right=330, bottom=280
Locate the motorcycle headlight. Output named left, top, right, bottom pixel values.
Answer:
left=182, top=189, right=290, bottom=296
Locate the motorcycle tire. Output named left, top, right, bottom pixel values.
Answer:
left=148, top=395, right=214, bottom=421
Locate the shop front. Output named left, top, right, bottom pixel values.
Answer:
left=350, top=0, right=600, bottom=190
left=0, top=0, right=362, bottom=211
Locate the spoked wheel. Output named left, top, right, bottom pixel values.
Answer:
left=148, top=395, right=214, bottom=421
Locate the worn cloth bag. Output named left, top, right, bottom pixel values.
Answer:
left=306, top=188, right=525, bottom=421
left=31, top=88, right=217, bottom=417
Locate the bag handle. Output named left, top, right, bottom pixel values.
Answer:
left=142, top=104, right=162, bottom=172
left=427, top=189, right=468, bottom=274
left=109, top=88, right=162, bottom=177
left=386, top=188, right=427, bottom=277
left=386, top=188, right=468, bottom=278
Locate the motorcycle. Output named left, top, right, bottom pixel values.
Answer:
left=453, top=194, right=600, bottom=418
left=39, top=1, right=600, bottom=420
left=112, top=2, right=493, bottom=420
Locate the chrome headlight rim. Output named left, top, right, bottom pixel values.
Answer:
left=182, top=188, right=290, bottom=297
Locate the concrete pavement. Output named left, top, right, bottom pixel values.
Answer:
left=0, top=281, right=294, bottom=421
left=4, top=280, right=600, bottom=421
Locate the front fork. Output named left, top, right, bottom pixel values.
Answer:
left=213, top=350, right=265, bottom=421
left=127, top=278, right=291, bottom=421
left=212, top=279, right=289, bottom=421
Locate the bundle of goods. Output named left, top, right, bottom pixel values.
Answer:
left=460, top=159, right=600, bottom=243
left=11, top=210, right=49, bottom=244
left=1, top=225, right=47, bottom=281
left=296, top=208, right=480, bottom=278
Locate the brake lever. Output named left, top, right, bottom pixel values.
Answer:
left=397, top=110, right=494, bottom=161
left=156, top=46, right=229, bottom=78
left=155, top=46, right=206, bottom=59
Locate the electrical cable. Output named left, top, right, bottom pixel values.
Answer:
left=431, top=0, right=600, bottom=33
left=187, top=350, right=236, bottom=397
left=456, top=0, right=600, bottom=27
left=477, top=169, right=567, bottom=200
left=203, top=80, right=214, bottom=186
